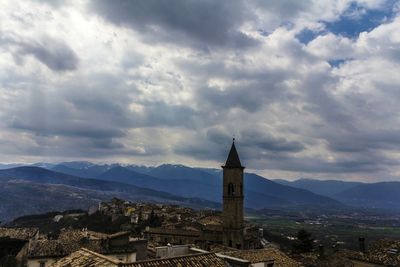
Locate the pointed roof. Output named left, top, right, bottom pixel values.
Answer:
left=224, top=139, right=243, bottom=168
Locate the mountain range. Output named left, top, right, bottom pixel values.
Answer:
left=0, top=166, right=218, bottom=222
left=273, top=178, right=400, bottom=210
left=1, top=161, right=399, bottom=221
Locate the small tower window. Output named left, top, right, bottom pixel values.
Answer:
left=228, top=183, right=235, bottom=196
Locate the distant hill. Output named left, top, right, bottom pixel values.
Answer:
left=97, top=166, right=221, bottom=202
left=333, top=182, right=400, bottom=210
left=0, top=167, right=219, bottom=221
left=51, top=162, right=119, bottom=178
left=273, top=178, right=400, bottom=211
left=0, top=163, right=345, bottom=221
left=0, top=163, right=26, bottom=170
left=140, top=164, right=220, bottom=184
left=245, top=174, right=341, bottom=207
left=0, top=180, right=111, bottom=222
left=94, top=165, right=342, bottom=209
left=273, top=178, right=363, bottom=197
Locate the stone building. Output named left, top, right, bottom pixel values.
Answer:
left=26, top=229, right=147, bottom=267
left=0, top=227, right=39, bottom=267
left=143, top=140, right=262, bottom=250
left=222, top=139, right=245, bottom=249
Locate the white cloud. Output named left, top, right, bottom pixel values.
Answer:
left=0, top=0, right=399, bottom=182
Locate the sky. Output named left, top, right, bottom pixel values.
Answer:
left=1, top=0, right=400, bottom=182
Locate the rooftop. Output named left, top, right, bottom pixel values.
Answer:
left=49, top=248, right=119, bottom=267
left=121, top=252, right=226, bottom=267
left=221, top=248, right=300, bottom=267
left=145, top=227, right=201, bottom=237
left=0, top=227, right=38, bottom=240
left=349, top=239, right=400, bottom=266
left=28, top=229, right=139, bottom=259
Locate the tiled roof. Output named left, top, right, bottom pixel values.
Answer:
left=121, top=253, right=226, bottom=267
left=28, top=229, right=138, bottom=258
left=28, top=240, right=68, bottom=258
left=58, top=229, right=107, bottom=241
left=145, top=227, right=201, bottom=237
left=348, top=239, right=400, bottom=266
left=28, top=238, right=106, bottom=258
left=207, top=243, right=239, bottom=253
left=0, top=227, right=38, bottom=240
left=49, top=248, right=119, bottom=267
left=222, top=248, right=300, bottom=267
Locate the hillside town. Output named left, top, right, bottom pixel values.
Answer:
left=1, top=142, right=400, bottom=267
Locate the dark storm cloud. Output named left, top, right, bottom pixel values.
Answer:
left=240, top=129, right=305, bottom=152
left=175, top=127, right=305, bottom=163
left=89, top=0, right=258, bottom=49
left=207, top=128, right=304, bottom=152
left=139, top=101, right=198, bottom=128
left=11, top=118, right=125, bottom=139
left=190, top=64, right=298, bottom=114
left=326, top=129, right=400, bottom=153
left=256, top=153, right=390, bottom=173
left=19, top=39, right=79, bottom=71
left=1, top=66, right=201, bottom=160
left=0, top=33, right=79, bottom=71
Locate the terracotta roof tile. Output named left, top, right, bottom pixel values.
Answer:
left=49, top=248, right=119, bottom=267
left=0, top=227, right=38, bottom=240
left=222, top=248, right=300, bottom=267
left=121, top=253, right=226, bottom=267
left=145, top=227, right=201, bottom=237
left=28, top=229, right=138, bottom=259
left=348, top=239, right=400, bottom=266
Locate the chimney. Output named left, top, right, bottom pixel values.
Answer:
left=318, top=245, right=325, bottom=258
left=359, top=237, right=366, bottom=253
left=258, top=228, right=264, bottom=238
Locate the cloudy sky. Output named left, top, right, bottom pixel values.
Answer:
left=1, top=0, right=400, bottom=181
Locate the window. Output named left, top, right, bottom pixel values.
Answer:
left=228, top=183, right=235, bottom=196
left=266, top=263, right=274, bottom=267
left=39, top=262, right=46, bottom=267
left=229, top=240, right=232, bottom=247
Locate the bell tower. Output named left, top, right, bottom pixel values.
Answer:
left=222, top=139, right=245, bottom=249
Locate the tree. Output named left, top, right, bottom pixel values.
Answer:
left=293, top=229, right=314, bottom=253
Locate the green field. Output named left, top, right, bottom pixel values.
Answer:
left=248, top=215, right=400, bottom=250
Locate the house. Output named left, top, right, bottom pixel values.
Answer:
left=144, top=227, right=201, bottom=245
left=141, top=141, right=262, bottom=250
left=219, top=248, right=301, bottom=267
left=0, top=227, right=39, bottom=267
left=346, top=239, right=400, bottom=267
left=148, top=244, right=207, bottom=259
left=27, top=229, right=147, bottom=267
left=49, top=248, right=227, bottom=267
left=49, top=248, right=120, bottom=267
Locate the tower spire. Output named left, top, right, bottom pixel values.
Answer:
left=224, top=139, right=243, bottom=168
left=222, top=139, right=245, bottom=249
